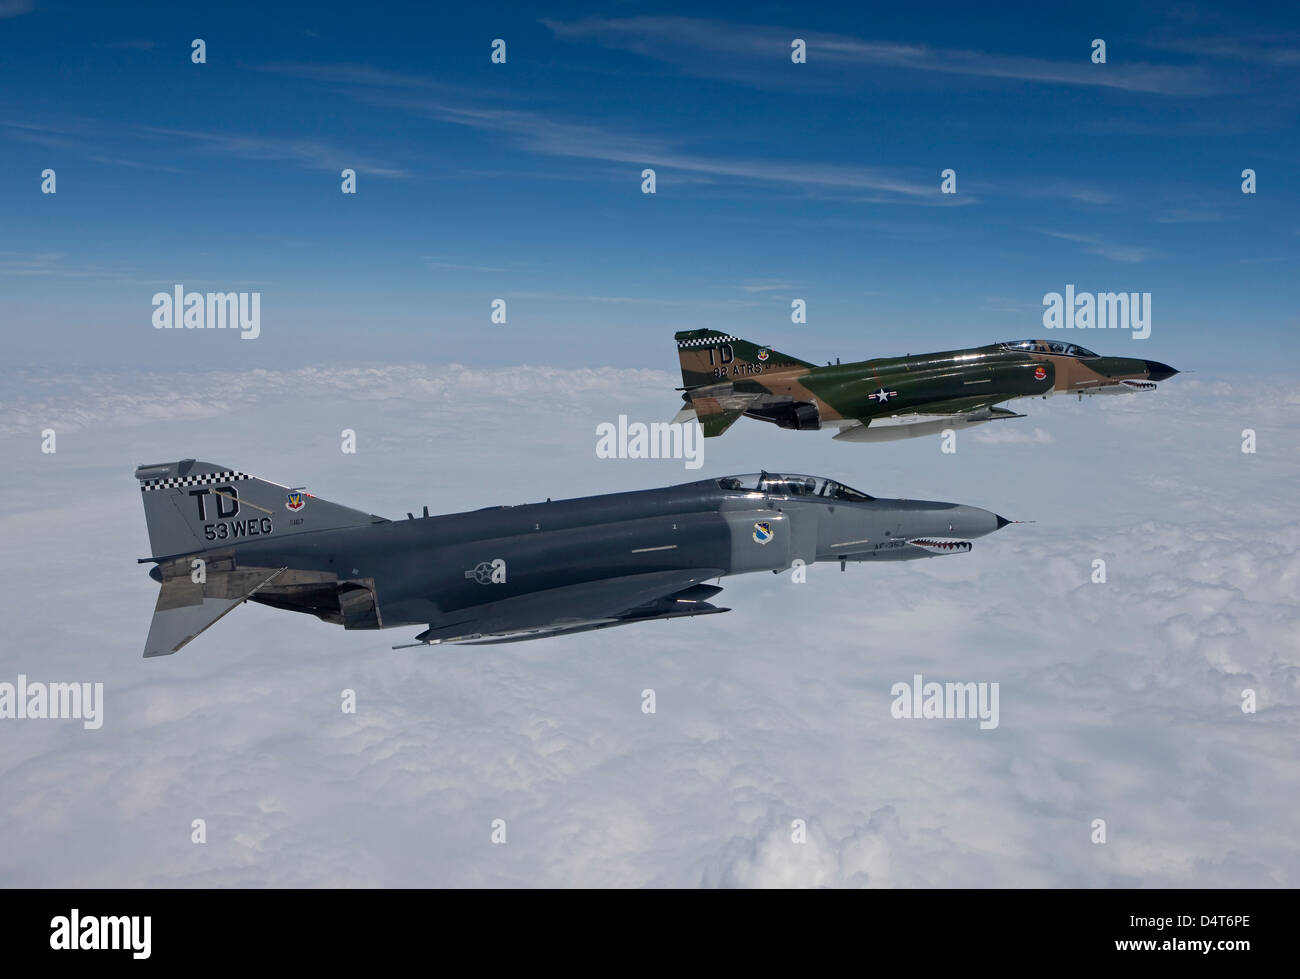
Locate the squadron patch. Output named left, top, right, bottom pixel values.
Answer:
left=1033, top=366, right=1047, bottom=381
left=285, top=489, right=307, bottom=512
left=757, top=349, right=770, bottom=362
left=753, top=521, right=773, bottom=545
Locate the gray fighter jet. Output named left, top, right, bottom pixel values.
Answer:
left=135, top=460, right=1011, bottom=655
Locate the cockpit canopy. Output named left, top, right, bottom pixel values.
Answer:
left=717, top=472, right=875, bottom=501
left=1001, top=339, right=1098, bottom=358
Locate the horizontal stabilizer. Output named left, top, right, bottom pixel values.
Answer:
left=697, top=408, right=744, bottom=438
left=144, top=562, right=285, bottom=657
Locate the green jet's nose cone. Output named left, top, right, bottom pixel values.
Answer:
left=1145, top=360, right=1178, bottom=382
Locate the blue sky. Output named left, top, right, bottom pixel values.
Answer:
left=2, top=1, right=1296, bottom=372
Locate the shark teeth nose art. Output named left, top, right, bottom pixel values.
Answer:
left=908, top=539, right=973, bottom=553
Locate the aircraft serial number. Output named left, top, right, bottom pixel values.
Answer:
left=203, top=517, right=273, bottom=541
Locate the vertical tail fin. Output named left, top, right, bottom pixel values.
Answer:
left=135, top=459, right=385, bottom=560
left=673, top=329, right=813, bottom=389
left=681, top=400, right=745, bottom=438
left=673, top=330, right=814, bottom=437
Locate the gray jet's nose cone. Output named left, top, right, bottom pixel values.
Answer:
left=946, top=505, right=1004, bottom=540
left=1144, top=360, right=1179, bottom=382
left=995, top=514, right=1010, bottom=530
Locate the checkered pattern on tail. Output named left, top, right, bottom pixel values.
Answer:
left=139, top=470, right=249, bottom=493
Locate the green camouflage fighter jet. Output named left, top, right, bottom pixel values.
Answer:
left=673, top=330, right=1178, bottom=442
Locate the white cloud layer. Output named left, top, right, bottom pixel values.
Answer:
left=0, top=365, right=1295, bottom=886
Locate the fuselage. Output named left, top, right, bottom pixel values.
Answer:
left=674, top=330, right=1178, bottom=441
left=223, top=474, right=1006, bottom=631
left=747, top=341, right=1176, bottom=426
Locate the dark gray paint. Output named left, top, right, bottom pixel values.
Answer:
left=135, top=461, right=1008, bottom=654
